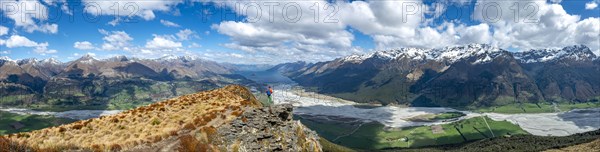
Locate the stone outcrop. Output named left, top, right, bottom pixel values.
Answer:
left=217, top=104, right=322, bottom=152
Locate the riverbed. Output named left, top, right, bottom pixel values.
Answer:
left=0, top=108, right=122, bottom=120
left=271, top=85, right=600, bottom=136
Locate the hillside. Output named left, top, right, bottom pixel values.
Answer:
left=283, top=44, right=600, bottom=107
left=0, top=85, right=321, bottom=151
left=545, top=138, right=600, bottom=152
left=388, top=129, right=600, bottom=152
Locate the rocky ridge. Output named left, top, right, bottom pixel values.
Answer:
left=0, top=85, right=322, bottom=152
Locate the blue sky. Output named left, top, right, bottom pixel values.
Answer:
left=0, top=0, right=598, bottom=64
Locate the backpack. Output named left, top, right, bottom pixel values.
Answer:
left=266, top=89, right=272, bottom=96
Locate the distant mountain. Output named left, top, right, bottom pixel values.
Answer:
left=0, top=55, right=253, bottom=108
left=267, top=61, right=312, bottom=75
left=281, top=44, right=600, bottom=107
left=222, top=63, right=275, bottom=72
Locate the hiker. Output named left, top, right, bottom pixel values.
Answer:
left=266, top=86, right=274, bottom=104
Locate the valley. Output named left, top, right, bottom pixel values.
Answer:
left=242, top=69, right=600, bottom=150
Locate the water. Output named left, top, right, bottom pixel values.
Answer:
left=0, top=108, right=122, bottom=120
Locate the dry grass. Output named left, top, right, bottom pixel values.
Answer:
left=1, top=85, right=261, bottom=151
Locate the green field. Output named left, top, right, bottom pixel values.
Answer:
left=472, top=102, right=600, bottom=114
left=0, top=111, right=76, bottom=135
left=298, top=116, right=528, bottom=150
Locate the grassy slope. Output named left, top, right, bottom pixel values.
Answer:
left=395, top=129, right=600, bottom=152
left=299, top=116, right=528, bottom=150
left=0, top=111, right=76, bottom=135
left=471, top=102, right=600, bottom=114
left=1, top=85, right=261, bottom=151
left=319, top=138, right=356, bottom=152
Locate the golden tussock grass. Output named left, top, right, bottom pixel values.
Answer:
left=1, top=85, right=261, bottom=151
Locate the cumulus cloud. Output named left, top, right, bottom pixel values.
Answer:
left=160, top=19, right=180, bottom=27
left=145, top=35, right=182, bottom=49
left=0, top=26, right=8, bottom=36
left=210, top=0, right=358, bottom=63
left=586, top=1, right=598, bottom=10
left=99, top=29, right=133, bottom=51
left=74, top=41, right=96, bottom=50
left=176, top=29, right=197, bottom=40
left=4, top=35, right=57, bottom=55
left=208, top=0, right=497, bottom=63
left=473, top=0, right=600, bottom=53
left=188, top=42, right=201, bottom=48
left=82, top=0, right=183, bottom=21
left=0, top=0, right=58, bottom=33
left=5, top=35, right=39, bottom=48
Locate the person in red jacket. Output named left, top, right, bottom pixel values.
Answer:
left=266, top=86, right=274, bottom=104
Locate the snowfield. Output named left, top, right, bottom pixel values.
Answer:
left=272, top=86, right=600, bottom=136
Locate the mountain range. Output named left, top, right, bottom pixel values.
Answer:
left=276, top=44, right=600, bottom=107
left=0, top=55, right=253, bottom=108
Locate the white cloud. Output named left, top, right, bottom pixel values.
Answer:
left=0, top=0, right=58, bottom=34
left=145, top=35, right=182, bottom=49
left=0, top=50, right=9, bottom=54
left=99, top=29, right=133, bottom=51
left=188, top=42, right=201, bottom=48
left=4, top=35, right=57, bottom=55
left=472, top=0, right=599, bottom=53
left=5, top=35, right=39, bottom=48
left=108, top=18, right=121, bottom=26
left=586, top=1, right=598, bottom=10
left=160, top=19, right=180, bottom=27
left=176, top=29, right=196, bottom=40
left=0, top=26, right=8, bottom=36
left=74, top=41, right=96, bottom=50
left=82, top=0, right=183, bottom=21
left=210, top=0, right=359, bottom=63
left=0, top=39, right=4, bottom=46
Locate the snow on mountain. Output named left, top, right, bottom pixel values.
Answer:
left=102, top=55, right=131, bottom=62
left=40, top=58, right=61, bottom=65
left=0, top=56, right=14, bottom=62
left=76, top=54, right=98, bottom=64
left=514, top=45, right=597, bottom=63
left=157, top=55, right=200, bottom=62
left=341, top=44, right=502, bottom=64
left=17, top=58, right=38, bottom=65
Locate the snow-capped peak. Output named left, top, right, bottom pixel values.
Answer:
left=0, top=56, right=14, bottom=62
left=433, top=43, right=502, bottom=64
left=77, top=54, right=98, bottom=64
left=17, top=58, right=38, bottom=65
left=103, top=55, right=130, bottom=62
left=158, top=55, right=200, bottom=62
left=514, top=45, right=596, bottom=63
left=340, top=44, right=502, bottom=64
left=40, top=58, right=62, bottom=65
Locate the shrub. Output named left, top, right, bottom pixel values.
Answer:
left=178, top=135, right=206, bottom=152
left=58, top=127, right=66, bottom=133
left=151, top=119, right=161, bottom=125
left=110, top=144, right=122, bottom=151
left=71, top=124, right=84, bottom=130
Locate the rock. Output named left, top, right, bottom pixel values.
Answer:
left=216, top=104, right=322, bottom=152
